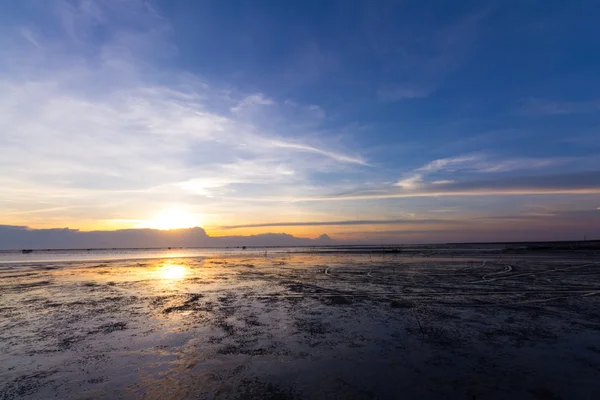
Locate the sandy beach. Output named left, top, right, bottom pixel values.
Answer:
left=1, top=248, right=599, bottom=399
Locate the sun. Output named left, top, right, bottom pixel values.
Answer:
left=139, top=208, right=203, bottom=230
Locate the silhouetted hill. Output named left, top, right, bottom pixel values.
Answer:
left=0, top=225, right=335, bottom=250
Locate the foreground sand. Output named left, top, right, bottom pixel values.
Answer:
left=1, top=251, right=600, bottom=399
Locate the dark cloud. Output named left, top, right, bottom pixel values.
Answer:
left=0, top=226, right=334, bottom=250
left=220, top=219, right=460, bottom=229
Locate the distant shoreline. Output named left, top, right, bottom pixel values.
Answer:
left=1, top=239, right=598, bottom=253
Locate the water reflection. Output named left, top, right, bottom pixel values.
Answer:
left=159, top=263, right=187, bottom=280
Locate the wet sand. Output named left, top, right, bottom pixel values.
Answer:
left=1, top=251, right=600, bottom=399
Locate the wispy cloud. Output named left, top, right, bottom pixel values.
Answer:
left=395, top=174, right=424, bottom=190
left=308, top=171, right=600, bottom=202
left=395, top=155, right=482, bottom=189
left=0, top=0, right=368, bottom=228
left=395, top=154, right=566, bottom=189
left=220, top=219, right=456, bottom=229
left=231, top=93, right=275, bottom=113
left=270, top=141, right=369, bottom=166
left=415, top=155, right=482, bottom=173
left=19, top=27, right=41, bottom=48
left=221, top=209, right=599, bottom=230
left=2, top=0, right=598, bottom=243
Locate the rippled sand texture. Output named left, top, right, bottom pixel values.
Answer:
left=1, top=252, right=600, bottom=399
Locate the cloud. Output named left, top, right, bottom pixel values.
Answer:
left=175, top=178, right=235, bottom=197
left=0, top=0, right=370, bottom=228
left=231, top=93, right=275, bottom=113
left=475, top=159, right=562, bottom=173
left=216, top=209, right=600, bottom=243
left=270, top=141, right=369, bottom=166
left=174, top=159, right=298, bottom=197
left=275, top=171, right=600, bottom=203
left=220, top=219, right=457, bottom=229
left=332, top=208, right=600, bottom=243
left=2, top=0, right=597, bottom=244
left=19, top=27, right=41, bottom=48
left=394, top=155, right=479, bottom=189
left=416, top=155, right=482, bottom=173
left=395, top=174, right=423, bottom=190
left=414, top=154, right=562, bottom=174
left=395, top=154, right=568, bottom=190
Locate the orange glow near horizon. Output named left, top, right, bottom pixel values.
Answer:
left=135, top=208, right=204, bottom=231
left=6, top=210, right=592, bottom=243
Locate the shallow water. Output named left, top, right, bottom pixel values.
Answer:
left=1, top=251, right=599, bottom=399
left=0, top=247, right=283, bottom=265
left=0, top=243, right=508, bottom=265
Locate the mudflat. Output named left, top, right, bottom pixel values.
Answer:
left=1, top=250, right=599, bottom=399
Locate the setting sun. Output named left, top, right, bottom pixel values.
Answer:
left=137, top=208, right=203, bottom=230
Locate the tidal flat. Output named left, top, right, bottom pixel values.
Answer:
left=1, top=249, right=600, bottom=399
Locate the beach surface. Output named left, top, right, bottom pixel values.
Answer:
left=1, top=247, right=599, bottom=399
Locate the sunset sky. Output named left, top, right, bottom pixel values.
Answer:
left=1, top=0, right=599, bottom=243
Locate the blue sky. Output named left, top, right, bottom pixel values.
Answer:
left=0, top=0, right=599, bottom=243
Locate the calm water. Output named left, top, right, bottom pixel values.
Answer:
left=0, top=247, right=302, bottom=264
left=0, top=244, right=508, bottom=265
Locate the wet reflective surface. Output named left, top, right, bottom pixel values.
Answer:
left=1, top=252, right=600, bottom=399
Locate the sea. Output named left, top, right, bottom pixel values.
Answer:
left=0, top=243, right=509, bottom=265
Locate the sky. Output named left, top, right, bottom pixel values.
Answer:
left=1, top=0, right=599, bottom=245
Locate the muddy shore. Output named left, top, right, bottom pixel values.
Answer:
left=1, top=251, right=599, bottom=399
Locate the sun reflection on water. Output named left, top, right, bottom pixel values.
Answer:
left=159, top=264, right=187, bottom=280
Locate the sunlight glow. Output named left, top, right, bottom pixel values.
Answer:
left=159, top=264, right=187, bottom=280
left=138, top=208, right=202, bottom=230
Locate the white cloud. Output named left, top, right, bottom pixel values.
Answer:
left=395, top=154, right=568, bottom=191
left=395, top=155, right=480, bottom=189
left=476, top=158, right=559, bottom=173
left=176, top=178, right=233, bottom=197
left=231, top=93, right=275, bottom=113
left=175, top=159, right=299, bottom=197
left=270, top=141, right=369, bottom=166
left=415, top=154, right=564, bottom=175
left=395, top=174, right=423, bottom=189
left=0, top=0, right=368, bottom=228
left=416, top=155, right=482, bottom=172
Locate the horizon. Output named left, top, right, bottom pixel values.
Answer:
left=1, top=224, right=598, bottom=251
left=1, top=0, right=600, bottom=245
